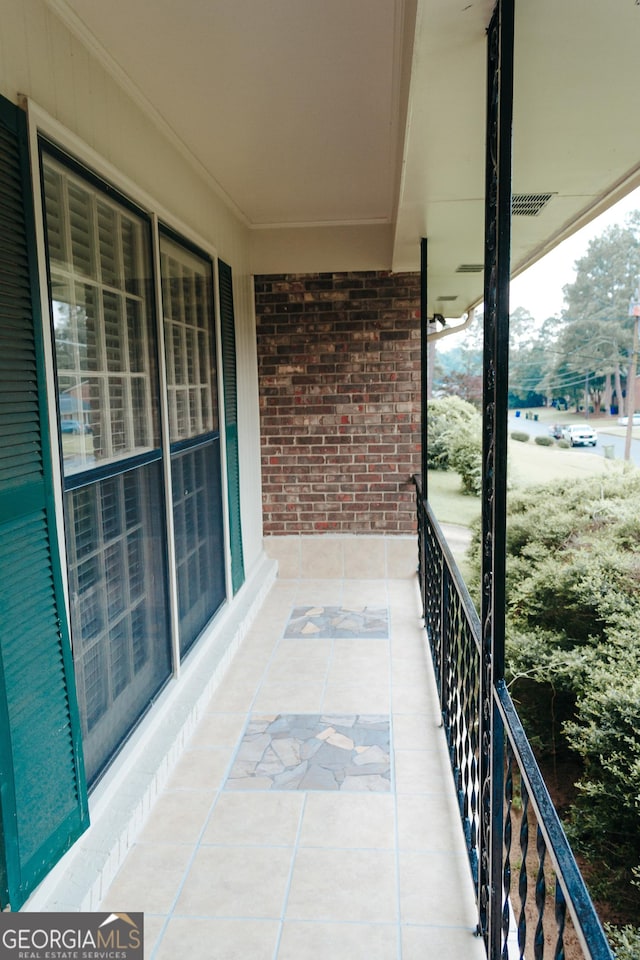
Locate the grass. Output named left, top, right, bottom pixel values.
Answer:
left=508, top=437, right=624, bottom=487
left=428, top=433, right=632, bottom=527
left=426, top=469, right=481, bottom=527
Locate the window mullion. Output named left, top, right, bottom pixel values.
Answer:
left=151, top=216, right=181, bottom=678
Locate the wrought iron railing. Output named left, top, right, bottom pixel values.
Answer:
left=414, top=481, right=614, bottom=960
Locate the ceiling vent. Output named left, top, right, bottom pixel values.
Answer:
left=456, top=263, right=484, bottom=273
left=437, top=295, right=458, bottom=302
left=512, top=192, right=555, bottom=216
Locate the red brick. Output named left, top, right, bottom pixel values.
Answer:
left=255, top=270, right=421, bottom=535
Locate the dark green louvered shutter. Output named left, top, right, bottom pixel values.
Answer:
left=218, top=260, right=245, bottom=594
left=0, top=96, right=88, bottom=910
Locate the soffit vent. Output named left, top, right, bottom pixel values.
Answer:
left=512, top=192, right=555, bottom=216
left=437, top=295, right=458, bottom=302
left=456, top=263, right=484, bottom=273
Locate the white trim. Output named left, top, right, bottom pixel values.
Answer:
left=151, top=214, right=182, bottom=679
left=24, top=93, right=239, bottom=758
left=24, top=96, right=72, bottom=622
left=250, top=216, right=392, bottom=230
left=24, top=551, right=277, bottom=912
left=24, top=97, right=222, bottom=264
left=212, top=259, right=234, bottom=601
left=41, top=0, right=251, bottom=229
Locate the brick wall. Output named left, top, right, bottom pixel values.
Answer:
left=254, top=271, right=421, bottom=535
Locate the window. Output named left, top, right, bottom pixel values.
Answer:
left=160, top=233, right=226, bottom=655
left=43, top=157, right=159, bottom=476
left=40, top=149, right=229, bottom=782
left=42, top=150, right=171, bottom=785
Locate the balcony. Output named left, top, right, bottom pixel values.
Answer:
left=29, top=519, right=611, bottom=959
left=78, top=538, right=487, bottom=959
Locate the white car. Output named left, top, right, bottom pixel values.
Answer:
left=561, top=424, right=598, bottom=447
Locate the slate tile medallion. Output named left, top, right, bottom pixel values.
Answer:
left=226, top=715, right=391, bottom=791
left=284, top=606, right=389, bottom=639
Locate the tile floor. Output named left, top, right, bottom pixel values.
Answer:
left=98, top=577, right=486, bottom=959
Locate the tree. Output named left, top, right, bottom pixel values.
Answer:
left=508, top=308, right=555, bottom=407
left=546, top=218, right=640, bottom=414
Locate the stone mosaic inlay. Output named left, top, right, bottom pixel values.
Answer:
left=226, top=714, right=391, bottom=791
left=283, top=606, right=389, bottom=639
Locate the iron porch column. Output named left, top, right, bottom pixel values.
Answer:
left=479, top=0, right=514, bottom=956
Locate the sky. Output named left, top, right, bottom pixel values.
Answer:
left=509, top=186, right=640, bottom=324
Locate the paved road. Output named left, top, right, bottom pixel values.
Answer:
left=510, top=415, right=640, bottom=467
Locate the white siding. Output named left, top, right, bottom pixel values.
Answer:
left=0, top=0, right=264, bottom=573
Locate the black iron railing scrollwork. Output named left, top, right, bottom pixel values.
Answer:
left=413, top=479, right=614, bottom=960
left=417, top=1, right=613, bottom=952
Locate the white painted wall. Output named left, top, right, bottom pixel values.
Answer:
left=0, top=0, right=264, bottom=574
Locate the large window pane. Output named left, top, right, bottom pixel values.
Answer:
left=43, top=157, right=159, bottom=476
left=171, top=441, right=225, bottom=654
left=160, top=237, right=217, bottom=442
left=65, top=464, right=171, bottom=785
left=42, top=152, right=170, bottom=786
left=160, top=234, right=225, bottom=653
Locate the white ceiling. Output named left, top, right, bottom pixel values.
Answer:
left=48, top=0, right=640, bottom=317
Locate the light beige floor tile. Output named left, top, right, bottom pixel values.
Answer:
left=391, top=630, right=431, bottom=659
left=202, top=791, right=304, bottom=846
left=142, top=914, right=167, bottom=960
left=278, top=921, right=398, bottom=960
left=167, top=747, right=232, bottom=791
left=326, top=660, right=388, bottom=686
left=300, top=540, right=344, bottom=579
left=386, top=575, right=420, bottom=597
left=139, top=790, right=214, bottom=844
left=321, top=683, right=390, bottom=714
left=266, top=642, right=331, bottom=682
left=393, top=708, right=445, bottom=751
left=292, top=580, right=345, bottom=604
left=299, top=792, right=395, bottom=849
left=393, top=748, right=452, bottom=794
left=264, top=536, right=301, bottom=579
left=398, top=850, right=478, bottom=926
left=207, top=682, right=258, bottom=712
left=271, top=638, right=332, bottom=661
left=252, top=680, right=325, bottom=713
left=386, top=538, right=418, bottom=579
left=341, top=579, right=388, bottom=605
left=100, top=843, right=193, bottom=914
left=332, top=638, right=390, bottom=660
left=396, top=794, right=466, bottom=852
left=285, top=848, right=397, bottom=923
left=175, top=845, right=293, bottom=918
left=391, top=682, right=436, bottom=714
left=155, top=917, right=279, bottom=960
left=268, top=579, right=302, bottom=598
left=188, top=712, right=247, bottom=747
left=391, top=657, right=434, bottom=686
left=343, top=539, right=386, bottom=579
left=402, top=923, right=486, bottom=960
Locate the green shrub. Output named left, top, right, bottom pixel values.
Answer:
left=427, top=395, right=481, bottom=471
left=472, top=472, right=640, bottom=921
left=448, top=425, right=483, bottom=496
left=534, top=435, right=554, bottom=446
left=510, top=430, right=530, bottom=442
left=606, top=923, right=640, bottom=960
left=557, top=438, right=570, bottom=448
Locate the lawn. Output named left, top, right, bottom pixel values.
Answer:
left=428, top=434, right=629, bottom=528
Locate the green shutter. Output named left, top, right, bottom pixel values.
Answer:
left=218, top=260, right=245, bottom=594
left=0, top=97, right=88, bottom=910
